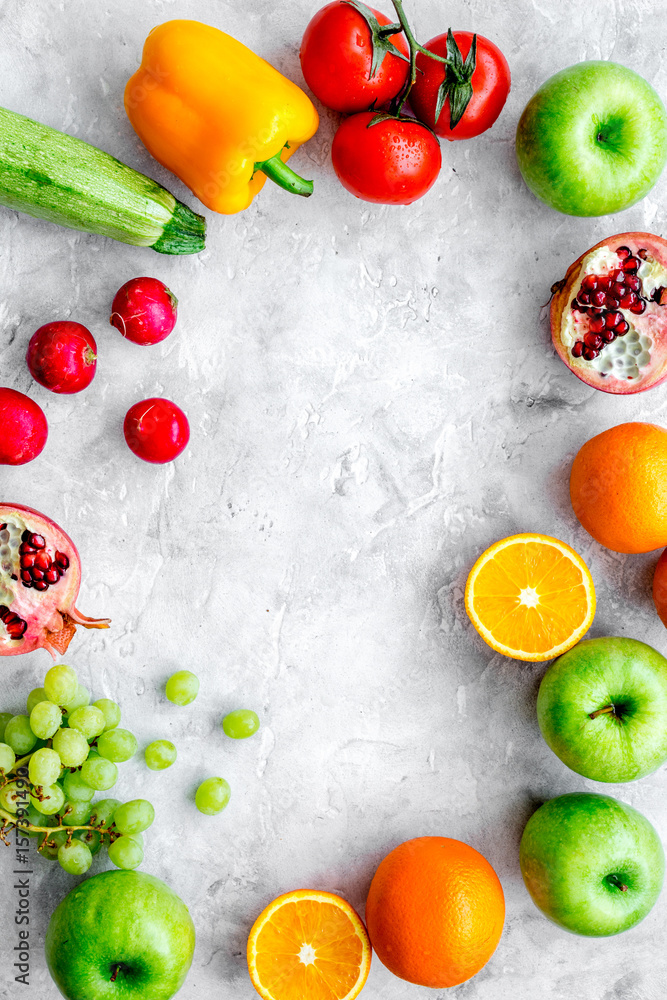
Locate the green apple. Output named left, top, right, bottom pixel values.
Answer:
left=520, top=792, right=664, bottom=936
left=45, top=870, right=195, bottom=1000
left=537, top=636, right=667, bottom=782
left=516, top=61, right=667, bottom=215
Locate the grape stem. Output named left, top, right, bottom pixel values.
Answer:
left=0, top=807, right=113, bottom=837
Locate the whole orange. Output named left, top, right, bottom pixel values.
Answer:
left=365, top=837, right=505, bottom=989
left=570, top=422, right=667, bottom=554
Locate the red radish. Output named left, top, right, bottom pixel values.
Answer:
left=110, top=277, right=178, bottom=346
left=0, top=503, right=110, bottom=658
left=0, top=388, right=48, bottom=465
left=124, top=397, right=189, bottom=464
left=26, top=321, right=97, bottom=394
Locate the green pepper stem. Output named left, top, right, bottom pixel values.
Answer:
left=255, top=152, right=313, bottom=199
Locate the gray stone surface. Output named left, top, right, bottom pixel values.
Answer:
left=1, top=0, right=667, bottom=996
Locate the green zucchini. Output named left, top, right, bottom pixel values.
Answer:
left=0, top=105, right=205, bottom=255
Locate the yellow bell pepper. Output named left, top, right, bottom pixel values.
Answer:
left=125, top=20, right=320, bottom=216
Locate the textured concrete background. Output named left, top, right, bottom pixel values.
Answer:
left=1, top=0, right=667, bottom=997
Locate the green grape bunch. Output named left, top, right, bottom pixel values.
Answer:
left=0, top=663, right=154, bottom=876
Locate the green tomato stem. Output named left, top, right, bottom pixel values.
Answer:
left=389, top=0, right=460, bottom=115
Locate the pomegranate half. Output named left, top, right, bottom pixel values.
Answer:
left=551, top=232, right=667, bottom=394
left=0, top=503, right=110, bottom=658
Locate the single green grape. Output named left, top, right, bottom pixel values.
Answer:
left=89, top=797, right=121, bottom=829
left=4, top=715, right=37, bottom=755
left=222, top=709, right=260, bottom=739
left=39, top=829, right=68, bottom=860
left=29, top=701, right=63, bottom=740
left=61, top=800, right=92, bottom=826
left=165, top=670, right=199, bottom=706
left=74, top=827, right=102, bottom=856
left=68, top=706, right=106, bottom=740
left=144, top=739, right=177, bottom=771
left=30, top=783, right=65, bottom=816
left=52, top=728, right=90, bottom=768
left=0, top=779, right=27, bottom=814
left=81, top=756, right=118, bottom=791
left=28, top=747, right=61, bottom=787
left=0, top=742, right=16, bottom=774
left=62, top=769, right=95, bottom=803
left=113, top=799, right=155, bottom=835
left=94, top=698, right=121, bottom=731
left=195, top=777, right=231, bottom=816
left=108, top=835, right=143, bottom=870
left=58, top=839, right=92, bottom=875
left=0, top=712, right=13, bottom=742
left=126, top=831, right=144, bottom=848
left=26, top=687, right=48, bottom=714
left=63, top=683, right=91, bottom=713
left=43, top=664, right=78, bottom=705
left=97, top=728, right=138, bottom=763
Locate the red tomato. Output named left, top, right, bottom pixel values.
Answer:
left=331, top=112, right=442, bottom=205
left=410, top=32, right=510, bottom=140
left=300, top=1, right=409, bottom=114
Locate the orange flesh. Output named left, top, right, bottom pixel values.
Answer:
left=249, top=895, right=370, bottom=1000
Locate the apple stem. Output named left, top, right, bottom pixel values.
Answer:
left=589, top=704, right=617, bottom=720
left=607, top=873, right=628, bottom=892
left=111, top=965, right=120, bottom=983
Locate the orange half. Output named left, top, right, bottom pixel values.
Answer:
left=247, top=890, right=372, bottom=1000
left=465, top=533, right=596, bottom=661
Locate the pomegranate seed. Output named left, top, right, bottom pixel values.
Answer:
left=630, top=299, right=647, bottom=315
left=55, top=552, right=69, bottom=570
left=619, top=294, right=636, bottom=309
left=626, top=275, right=640, bottom=291
left=622, top=256, right=639, bottom=273
left=611, top=269, right=625, bottom=282
left=31, top=567, right=45, bottom=581
left=581, top=274, right=598, bottom=291
left=19, top=542, right=36, bottom=555
left=45, top=567, right=60, bottom=584
left=584, top=332, right=604, bottom=350
left=613, top=282, right=626, bottom=298
left=571, top=342, right=584, bottom=358
left=592, top=291, right=606, bottom=307
left=601, top=329, right=616, bottom=343
left=20, top=570, right=31, bottom=583
left=583, top=347, right=599, bottom=361
left=616, top=319, right=630, bottom=335
left=579, top=291, right=592, bottom=305
left=32, top=580, right=48, bottom=592
left=21, top=581, right=32, bottom=589
left=589, top=315, right=606, bottom=332
left=35, top=551, right=50, bottom=570
left=28, top=533, right=45, bottom=549
left=0, top=524, right=6, bottom=531
left=606, top=312, right=623, bottom=329
left=21, top=552, right=36, bottom=569
left=616, top=246, right=632, bottom=259
left=606, top=296, right=620, bottom=310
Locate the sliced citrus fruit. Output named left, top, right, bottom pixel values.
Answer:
left=247, top=889, right=372, bottom=1000
left=465, top=533, right=595, bottom=661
